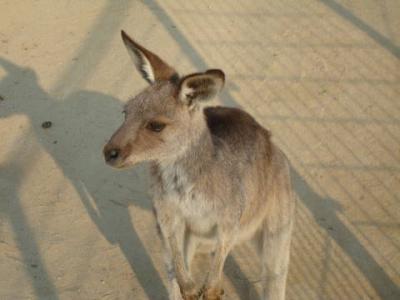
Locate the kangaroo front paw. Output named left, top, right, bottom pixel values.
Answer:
left=203, top=287, right=224, bottom=300
left=180, top=284, right=203, bottom=300
left=181, top=290, right=202, bottom=300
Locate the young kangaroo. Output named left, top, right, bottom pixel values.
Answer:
left=104, top=30, right=295, bottom=300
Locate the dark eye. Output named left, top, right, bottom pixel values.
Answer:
left=146, top=121, right=166, bottom=132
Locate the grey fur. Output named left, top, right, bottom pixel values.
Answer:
left=104, top=31, right=295, bottom=300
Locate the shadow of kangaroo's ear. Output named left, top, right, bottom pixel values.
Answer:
left=121, top=30, right=179, bottom=84
left=0, top=57, right=21, bottom=74
left=0, top=57, right=38, bottom=81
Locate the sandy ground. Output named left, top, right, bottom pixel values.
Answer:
left=0, top=0, right=399, bottom=299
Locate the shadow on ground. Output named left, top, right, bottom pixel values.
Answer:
left=1, top=55, right=398, bottom=299
left=0, top=58, right=167, bottom=300
left=1, top=0, right=399, bottom=298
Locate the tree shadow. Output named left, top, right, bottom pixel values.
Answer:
left=291, top=166, right=400, bottom=299
left=319, top=0, right=400, bottom=59
left=0, top=57, right=168, bottom=299
left=0, top=156, right=59, bottom=300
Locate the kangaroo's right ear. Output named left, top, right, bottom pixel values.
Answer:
left=178, top=69, right=225, bottom=105
left=121, top=30, right=178, bottom=84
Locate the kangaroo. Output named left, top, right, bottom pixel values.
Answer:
left=103, top=30, right=295, bottom=300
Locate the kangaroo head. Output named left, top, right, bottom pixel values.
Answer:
left=103, top=31, right=225, bottom=168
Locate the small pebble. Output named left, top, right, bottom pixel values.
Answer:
left=42, top=121, right=52, bottom=129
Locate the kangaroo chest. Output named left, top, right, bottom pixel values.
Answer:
left=159, top=163, right=216, bottom=234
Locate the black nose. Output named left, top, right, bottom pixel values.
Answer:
left=105, top=148, right=120, bottom=162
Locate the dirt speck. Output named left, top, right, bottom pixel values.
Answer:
left=41, top=121, right=53, bottom=129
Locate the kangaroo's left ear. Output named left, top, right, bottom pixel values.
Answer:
left=178, top=69, right=225, bottom=105
left=121, top=30, right=178, bottom=84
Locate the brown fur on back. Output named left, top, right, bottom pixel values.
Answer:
left=205, top=106, right=272, bottom=162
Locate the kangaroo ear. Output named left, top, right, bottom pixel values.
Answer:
left=178, top=69, right=225, bottom=105
left=121, top=30, right=178, bottom=84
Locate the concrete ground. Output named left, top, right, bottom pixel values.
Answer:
left=0, top=0, right=399, bottom=299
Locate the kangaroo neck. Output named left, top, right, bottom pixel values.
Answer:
left=161, top=111, right=214, bottom=182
